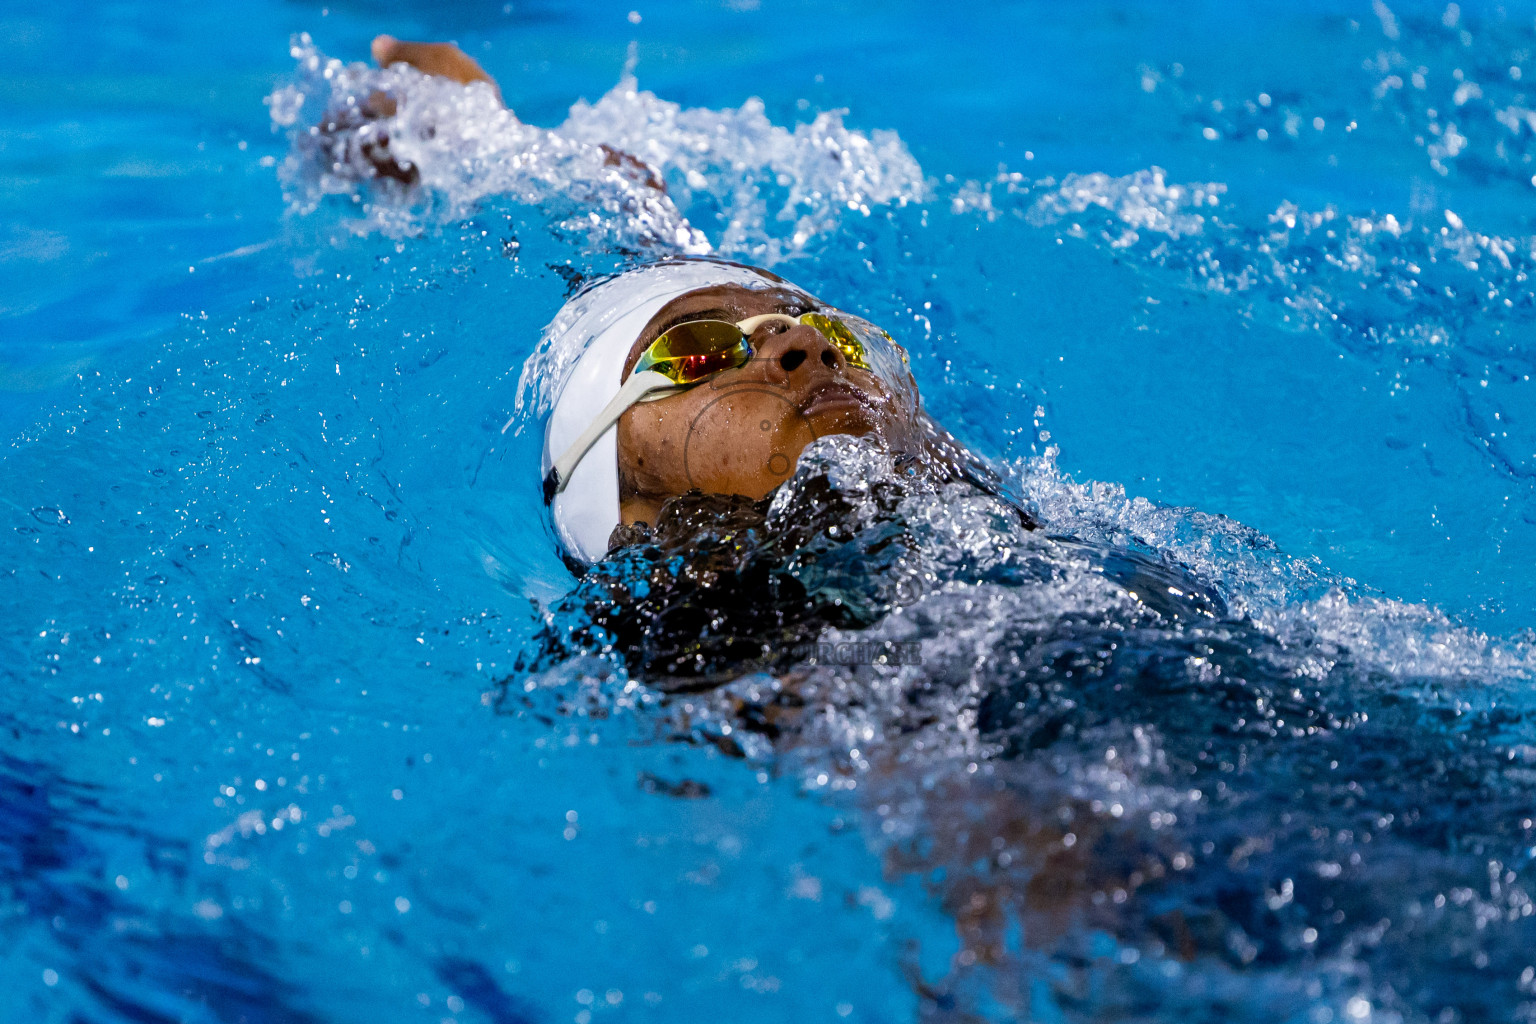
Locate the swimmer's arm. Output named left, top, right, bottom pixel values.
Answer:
left=367, top=36, right=665, bottom=192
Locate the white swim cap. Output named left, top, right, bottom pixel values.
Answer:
left=537, top=259, right=784, bottom=564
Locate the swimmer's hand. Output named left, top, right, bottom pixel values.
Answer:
left=371, top=35, right=503, bottom=105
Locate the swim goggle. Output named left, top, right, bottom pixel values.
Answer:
left=544, top=311, right=872, bottom=499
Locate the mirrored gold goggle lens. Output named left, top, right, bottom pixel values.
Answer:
left=800, top=313, right=871, bottom=369
left=637, top=320, right=753, bottom=385
left=638, top=312, right=875, bottom=387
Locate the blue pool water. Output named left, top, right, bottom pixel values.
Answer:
left=5, top=1, right=1536, bottom=1021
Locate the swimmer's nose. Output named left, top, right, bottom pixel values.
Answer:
left=751, top=322, right=846, bottom=376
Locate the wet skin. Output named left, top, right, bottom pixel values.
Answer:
left=616, top=284, right=925, bottom=527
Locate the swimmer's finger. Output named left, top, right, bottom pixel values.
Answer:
left=370, top=34, right=398, bottom=67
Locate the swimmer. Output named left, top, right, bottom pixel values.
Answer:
left=327, top=35, right=1031, bottom=686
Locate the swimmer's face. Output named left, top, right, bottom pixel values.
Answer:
left=616, top=284, right=922, bottom=522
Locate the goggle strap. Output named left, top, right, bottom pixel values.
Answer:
left=546, top=369, right=678, bottom=501
left=734, top=312, right=801, bottom=335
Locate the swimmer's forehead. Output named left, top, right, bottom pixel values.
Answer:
left=623, top=283, right=818, bottom=376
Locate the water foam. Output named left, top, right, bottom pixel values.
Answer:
left=523, top=430, right=1536, bottom=771
left=952, top=163, right=1536, bottom=488
left=269, top=36, right=926, bottom=263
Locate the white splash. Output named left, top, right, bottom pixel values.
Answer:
left=1028, top=167, right=1223, bottom=246
left=267, top=35, right=927, bottom=263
